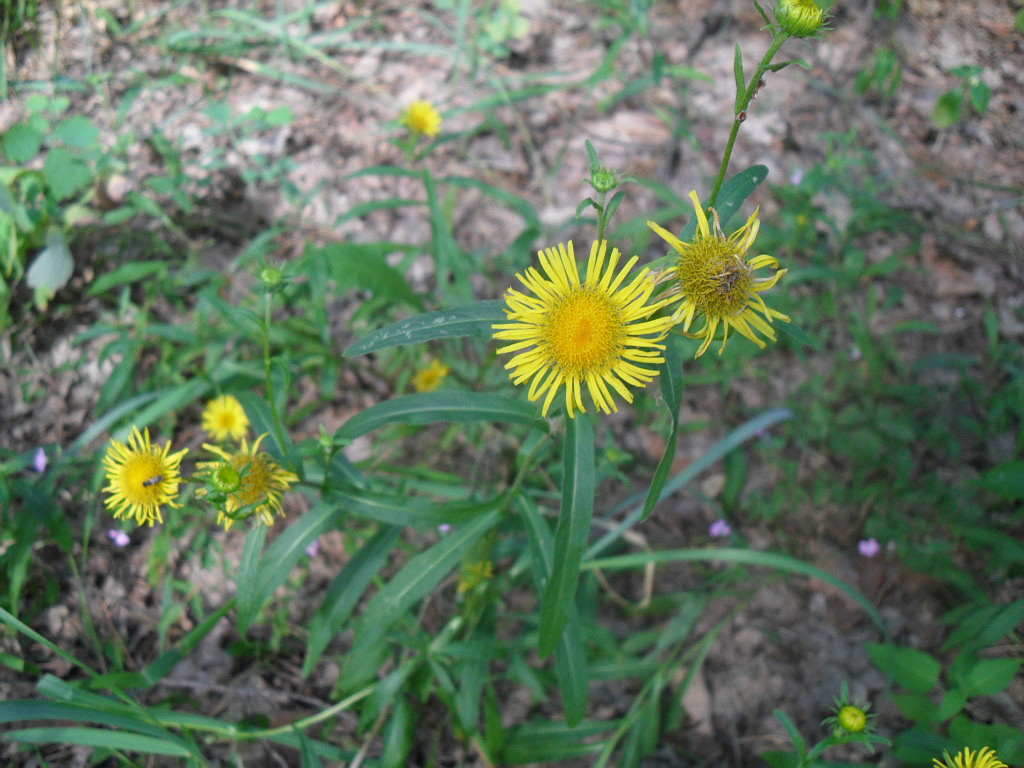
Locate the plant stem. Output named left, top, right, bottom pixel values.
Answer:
left=262, top=288, right=287, bottom=453
left=707, top=32, right=790, bottom=208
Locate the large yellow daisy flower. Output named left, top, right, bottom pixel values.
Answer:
left=102, top=427, right=188, bottom=526
left=493, top=240, right=676, bottom=418
left=648, top=190, right=789, bottom=357
left=196, top=434, right=298, bottom=531
left=934, top=747, right=1007, bottom=768
left=201, top=394, right=250, bottom=443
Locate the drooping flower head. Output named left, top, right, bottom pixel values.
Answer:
left=196, top=434, right=298, bottom=531
left=493, top=240, right=677, bottom=418
left=648, top=190, right=789, bottom=357
left=412, top=358, right=450, bottom=393
left=401, top=100, right=442, bottom=139
left=102, top=426, right=188, bottom=526
left=934, top=747, right=1008, bottom=768
left=201, top=395, right=250, bottom=443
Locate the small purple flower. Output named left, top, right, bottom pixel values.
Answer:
left=305, top=539, right=321, bottom=558
left=858, top=538, right=880, bottom=558
left=438, top=524, right=452, bottom=535
left=107, top=529, right=130, bottom=547
left=708, top=519, right=732, bottom=538
left=33, top=447, right=47, bottom=473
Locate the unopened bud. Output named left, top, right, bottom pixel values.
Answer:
left=776, top=0, right=825, bottom=37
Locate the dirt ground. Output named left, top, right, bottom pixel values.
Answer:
left=2, top=0, right=1023, bottom=766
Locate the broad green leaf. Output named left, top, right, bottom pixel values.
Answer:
left=329, top=489, right=500, bottom=528
left=3, top=727, right=191, bottom=757
left=892, top=692, right=939, bottom=725
left=26, top=227, right=73, bottom=296
left=2, top=124, right=42, bottom=162
left=53, top=115, right=100, bottom=148
left=340, top=509, right=502, bottom=689
left=539, top=415, right=595, bottom=658
left=42, top=147, right=93, bottom=200
left=866, top=643, right=940, bottom=693
left=974, top=461, right=1024, bottom=501
left=642, top=333, right=683, bottom=519
left=235, top=524, right=267, bottom=633
left=713, top=164, right=769, bottom=231
left=344, top=300, right=505, bottom=356
left=312, top=241, right=423, bottom=310
left=520, top=497, right=588, bottom=726
left=88, top=260, right=169, bottom=296
left=933, top=89, right=963, bottom=128
left=959, top=657, right=1021, bottom=697
left=237, top=502, right=338, bottom=633
left=334, top=391, right=543, bottom=441
left=303, top=526, right=401, bottom=676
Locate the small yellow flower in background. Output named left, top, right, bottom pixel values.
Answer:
left=934, top=747, right=1007, bottom=768
left=401, top=100, right=442, bottom=138
left=196, top=434, right=298, bottom=531
left=458, top=560, right=494, bottom=594
left=201, top=395, right=250, bottom=443
left=775, top=0, right=826, bottom=38
left=102, top=426, right=188, bottom=526
left=412, top=358, right=450, bottom=392
left=493, top=240, right=676, bottom=418
left=648, top=190, right=790, bottom=358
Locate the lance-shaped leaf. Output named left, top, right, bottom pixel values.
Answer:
left=345, top=300, right=505, bottom=357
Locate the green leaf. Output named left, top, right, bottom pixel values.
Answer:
left=892, top=692, right=939, bottom=724
left=968, top=81, right=990, bottom=114
left=312, top=241, right=423, bottom=310
left=303, top=526, right=402, bottom=676
left=642, top=333, right=683, bottom=520
left=26, top=227, right=73, bottom=296
left=42, top=147, right=93, bottom=200
left=866, top=643, right=941, bottom=693
left=959, top=657, right=1021, bottom=697
left=88, top=260, right=169, bottom=296
left=932, top=89, right=963, bottom=128
left=340, top=509, right=503, bottom=689
left=713, top=164, right=769, bottom=231
left=237, top=502, right=338, bottom=633
left=2, top=124, right=42, bottom=162
left=974, top=461, right=1024, bottom=501
left=235, top=524, right=267, bottom=633
left=53, top=115, right=100, bottom=149
left=330, top=490, right=502, bottom=528
left=502, top=720, right=612, bottom=763
left=538, top=415, right=595, bottom=658
left=334, top=391, right=544, bottom=441
left=3, top=727, right=192, bottom=757
left=345, top=300, right=505, bottom=356
left=520, top=498, right=588, bottom=726
left=733, top=44, right=746, bottom=112
left=585, top=139, right=600, bottom=176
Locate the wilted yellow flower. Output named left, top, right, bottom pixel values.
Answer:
left=201, top=395, right=250, bottom=443
left=196, top=434, right=298, bottom=530
left=401, top=100, right=442, bottom=138
left=493, top=240, right=676, bottom=418
left=933, top=747, right=1007, bottom=768
left=102, top=427, right=188, bottom=526
left=413, top=359, right=450, bottom=392
left=776, top=0, right=825, bottom=37
left=648, top=190, right=789, bottom=357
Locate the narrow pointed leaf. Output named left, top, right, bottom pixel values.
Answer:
left=642, top=333, right=683, bottom=520
left=344, top=300, right=505, bottom=356
left=538, top=415, right=595, bottom=658
left=733, top=44, right=746, bottom=112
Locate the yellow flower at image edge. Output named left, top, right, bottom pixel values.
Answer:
left=776, top=0, right=826, bottom=37
left=197, top=434, right=299, bottom=531
left=201, top=394, right=250, bottom=442
left=401, top=100, right=442, bottom=138
left=413, top=359, right=450, bottom=393
left=648, top=190, right=790, bottom=358
left=102, top=426, right=188, bottom=526
left=934, top=747, right=1008, bottom=768
left=493, top=240, right=676, bottom=418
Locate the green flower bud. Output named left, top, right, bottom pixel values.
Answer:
left=837, top=705, right=867, bottom=733
left=260, top=265, right=284, bottom=289
left=211, top=465, right=242, bottom=494
left=590, top=168, right=619, bottom=193
left=776, top=0, right=825, bottom=37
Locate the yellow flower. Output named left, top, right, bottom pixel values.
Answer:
left=401, top=100, right=442, bottom=138
left=934, top=747, right=1007, bottom=768
left=196, top=434, right=298, bottom=531
left=102, top=427, right=188, bottom=526
left=201, top=395, right=249, bottom=443
left=457, top=560, right=494, bottom=594
left=837, top=705, right=867, bottom=733
left=493, top=240, right=676, bottom=418
left=413, top=358, right=450, bottom=393
left=648, top=190, right=789, bottom=357
left=776, top=0, right=826, bottom=37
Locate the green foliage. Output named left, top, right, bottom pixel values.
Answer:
left=932, top=65, right=991, bottom=128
